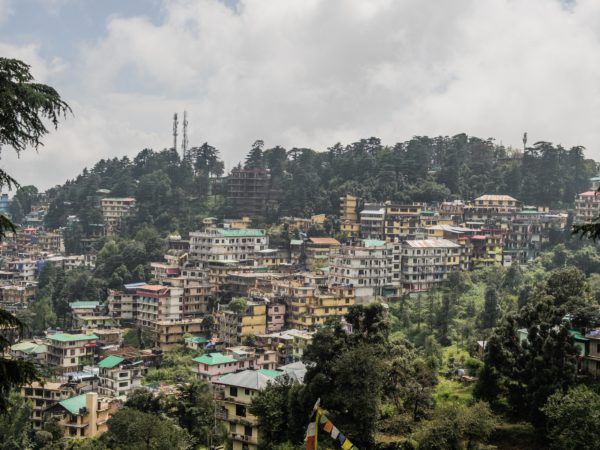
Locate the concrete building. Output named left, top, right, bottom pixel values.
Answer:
left=45, top=392, right=120, bottom=439
left=189, top=228, right=268, bottom=266
left=214, top=369, right=282, bottom=450
left=100, top=197, right=136, bottom=235
left=384, top=203, right=424, bottom=241
left=218, top=300, right=267, bottom=346
left=21, top=381, right=76, bottom=430
left=575, top=190, right=600, bottom=224
left=339, top=194, right=360, bottom=238
left=46, top=333, right=98, bottom=373
left=304, top=237, right=340, bottom=271
left=227, top=168, right=275, bottom=218
left=273, top=279, right=355, bottom=330
left=328, top=239, right=401, bottom=303
left=473, top=195, right=519, bottom=212
left=97, top=354, right=145, bottom=398
left=401, top=239, right=466, bottom=293
left=359, top=203, right=386, bottom=240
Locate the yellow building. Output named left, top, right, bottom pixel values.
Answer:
left=214, top=369, right=283, bottom=450
left=218, top=301, right=267, bottom=345
left=340, top=194, right=360, bottom=238
left=384, top=203, right=424, bottom=240
left=275, top=280, right=355, bottom=330
left=473, top=195, right=519, bottom=212
left=45, top=392, right=120, bottom=439
left=304, top=237, right=340, bottom=270
left=22, top=381, right=76, bottom=430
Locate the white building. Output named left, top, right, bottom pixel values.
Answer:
left=401, top=239, right=466, bottom=293
left=328, top=239, right=401, bottom=303
left=189, top=228, right=268, bottom=266
left=97, top=354, right=144, bottom=398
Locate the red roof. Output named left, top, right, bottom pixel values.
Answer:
left=471, top=235, right=487, bottom=239
left=579, top=191, right=598, bottom=197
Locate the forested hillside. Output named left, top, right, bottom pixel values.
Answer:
left=24, top=134, right=596, bottom=240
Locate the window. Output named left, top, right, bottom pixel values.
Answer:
left=244, top=425, right=253, bottom=436
left=245, top=389, right=251, bottom=396
left=230, top=423, right=236, bottom=432
left=230, top=387, right=238, bottom=397
left=236, top=404, right=246, bottom=417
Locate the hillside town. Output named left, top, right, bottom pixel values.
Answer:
left=3, top=167, right=600, bottom=449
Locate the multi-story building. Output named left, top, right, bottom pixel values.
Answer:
left=36, top=231, right=65, bottom=253
left=328, top=240, right=401, bottom=303
left=0, top=282, right=36, bottom=307
left=189, top=228, right=268, bottom=266
left=304, top=237, right=340, bottom=271
left=266, top=301, right=286, bottom=332
left=193, top=352, right=241, bottom=381
left=214, top=369, right=282, bottom=450
left=100, top=197, right=136, bottom=235
left=384, top=203, right=424, bottom=241
left=45, top=392, right=120, bottom=439
left=273, top=279, right=355, bottom=330
left=469, top=232, right=504, bottom=268
left=218, top=300, right=267, bottom=346
left=359, top=203, right=386, bottom=240
left=46, top=333, right=98, bottom=373
left=97, top=354, right=145, bottom=398
left=585, top=329, right=600, bottom=377
left=107, top=282, right=144, bottom=324
left=21, top=381, right=76, bottom=430
left=340, top=194, right=360, bottom=238
left=575, top=190, right=600, bottom=224
left=473, top=195, right=519, bottom=212
left=227, top=168, right=274, bottom=218
left=401, top=239, right=466, bottom=293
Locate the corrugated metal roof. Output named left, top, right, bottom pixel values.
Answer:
left=404, top=239, right=460, bottom=248
left=216, top=369, right=282, bottom=390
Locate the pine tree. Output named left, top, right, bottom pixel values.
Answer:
left=244, top=140, right=265, bottom=169
left=480, top=288, right=500, bottom=330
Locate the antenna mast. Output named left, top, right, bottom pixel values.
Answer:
left=182, top=110, right=189, bottom=160
left=173, top=113, right=179, bottom=151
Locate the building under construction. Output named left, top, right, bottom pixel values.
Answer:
left=226, top=167, right=276, bottom=218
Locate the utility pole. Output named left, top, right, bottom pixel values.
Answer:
left=173, top=113, right=179, bottom=151
left=182, top=110, right=189, bottom=160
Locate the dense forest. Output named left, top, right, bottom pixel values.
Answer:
left=8, top=134, right=596, bottom=244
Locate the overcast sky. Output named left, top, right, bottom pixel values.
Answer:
left=0, top=0, right=598, bottom=189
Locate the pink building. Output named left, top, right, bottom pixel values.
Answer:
left=193, top=353, right=242, bottom=381
left=267, top=302, right=286, bottom=332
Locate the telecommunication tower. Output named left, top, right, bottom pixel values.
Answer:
left=182, top=110, right=189, bottom=160
left=173, top=113, right=179, bottom=151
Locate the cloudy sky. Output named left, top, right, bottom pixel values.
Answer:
left=0, top=0, right=597, bottom=189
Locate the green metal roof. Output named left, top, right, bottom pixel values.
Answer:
left=11, top=342, right=47, bottom=354
left=185, top=336, right=208, bottom=344
left=48, top=333, right=98, bottom=342
left=98, top=355, right=125, bottom=369
left=216, top=229, right=265, bottom=237
left=363, top=239, right=386, bottom=247
left=290, top=239, right=304, bottom=245
left=569, top=329, right=589, bottom=342
left=69, top=301, right=100, bottom=309
left=192, top=352, right=237, bottom=365
left=58, top=394, right=87, bottom=415
left=257, top=369, right=283, bottom=378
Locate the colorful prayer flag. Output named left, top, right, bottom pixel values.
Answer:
left=323, top=420, right=333, bottom=433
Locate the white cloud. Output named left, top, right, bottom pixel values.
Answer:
left=0, top=0, right=13, bottom=24
left=4, top=0, right=600, bottom=188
